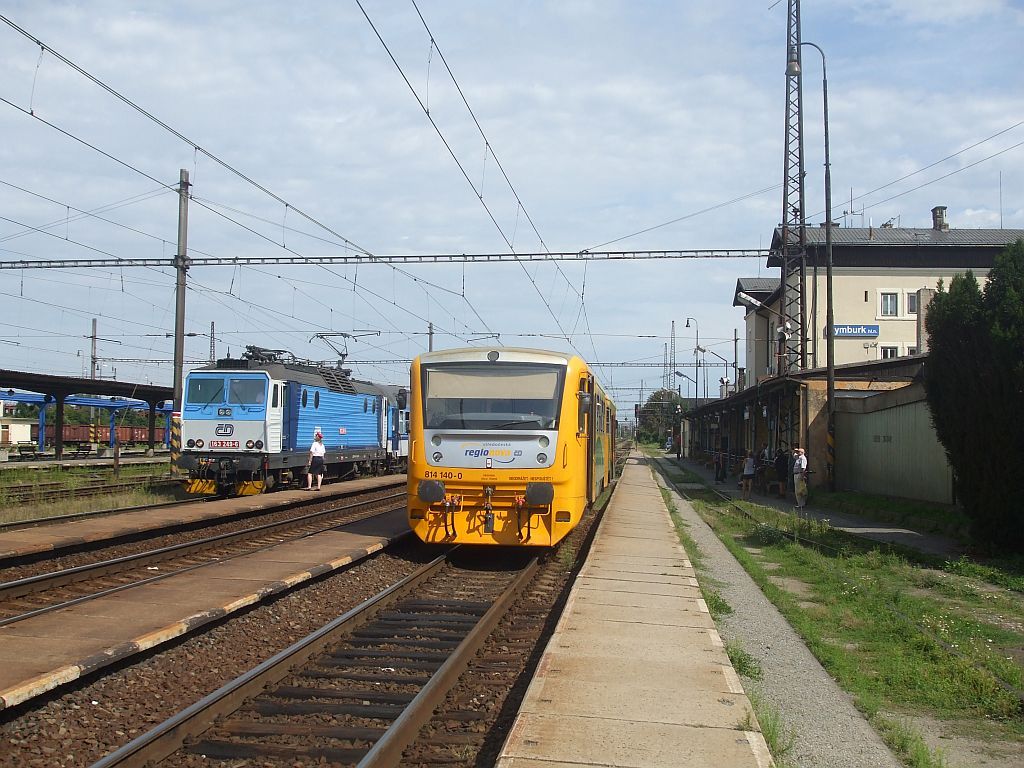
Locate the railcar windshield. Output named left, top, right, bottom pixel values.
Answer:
left=422, top=362, right=565, bottom=430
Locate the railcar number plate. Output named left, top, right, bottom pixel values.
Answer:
left=423, top=470, right=462, bottom=480
left=210, top=440, right=240, bottom=448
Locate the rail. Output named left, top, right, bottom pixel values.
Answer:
left=90, top=549, right=539, bottom=768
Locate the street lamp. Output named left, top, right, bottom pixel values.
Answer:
left=788, top=41, right=836, bottom=490
left=673, top=370, right=696, bottom=412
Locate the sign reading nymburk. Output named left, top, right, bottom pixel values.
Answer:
left=830, top=324, right=880, bottom=338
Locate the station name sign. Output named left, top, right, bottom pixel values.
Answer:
left=830, top=324, right=880, bottom=338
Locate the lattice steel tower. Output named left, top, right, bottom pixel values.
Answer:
left=779, top=0, right=807, bottom=372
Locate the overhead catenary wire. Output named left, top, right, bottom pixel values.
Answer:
left=356, top=0, right=582, bottom=353
left=0, top=13, right=489, bottom=363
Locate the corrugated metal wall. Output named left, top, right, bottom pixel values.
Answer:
left=836, top=400, right=954, bottom=504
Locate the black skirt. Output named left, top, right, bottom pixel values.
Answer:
left=309, top=455, right=325, bottom=476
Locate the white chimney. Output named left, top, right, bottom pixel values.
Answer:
left=931, top=206, right=949, bottom=231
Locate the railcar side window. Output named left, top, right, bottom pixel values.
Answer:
left=186, top=378, right=224, bottom=405
left=314, top=391, right=320, bottom=409
left=272, top=385, right=279, bottom=408
left=302, top=389, right=308, bottom=407
left=363, top=398, right=368, bottom=413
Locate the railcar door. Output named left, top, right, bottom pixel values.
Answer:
left=266, top=380, right=284, bottom=452
left=583, top=373, right=595, bottom=502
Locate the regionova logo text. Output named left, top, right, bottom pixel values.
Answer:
left=459, top=441, right=522, bottom=463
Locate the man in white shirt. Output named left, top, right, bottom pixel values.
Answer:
left=792, top=446, right=808, bottom=511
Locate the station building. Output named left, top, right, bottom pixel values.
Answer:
left=688, top=206, right=1024, bottom=503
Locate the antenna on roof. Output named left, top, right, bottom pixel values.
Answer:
left=842, top=188, right=865, bottom=227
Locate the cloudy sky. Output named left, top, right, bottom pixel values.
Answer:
left=1, top=0, right=1021, bottom=412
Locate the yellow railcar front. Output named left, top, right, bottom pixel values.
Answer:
left=407, top=348, right=613, bottom=546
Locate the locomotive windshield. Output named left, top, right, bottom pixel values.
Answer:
left=185, top=376, right=266, bottom=406
left=422, top=362, right=565, bottom=430
left=229, top=378, right=266, bottom=405
left=186, top=377, right=225, bottom=405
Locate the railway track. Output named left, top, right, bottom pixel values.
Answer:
left=92, top=548, right=539, bottom=768
left=0, top=476, right=179, bottom=505
left=0, top=490, right=406, bottom=625
left=0, top=478, right=405, bottom=574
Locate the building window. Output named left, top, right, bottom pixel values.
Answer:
left=880, top=346, right=899, bottom=359
left=908, top=347, right=918, bottom=356
left=907, top=292, right=918, bottom=314
left=881, top=292, right=899, bottom=316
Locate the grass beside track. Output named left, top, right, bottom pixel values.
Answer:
left=647, top=447, right=1024, bottom=768
left=0, top=464, right=184, bottom=524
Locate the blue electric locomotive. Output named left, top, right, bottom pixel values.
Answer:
left=178, top=346, right=408, bottom=496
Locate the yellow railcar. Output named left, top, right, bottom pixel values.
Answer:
left=407, top=347, right=616, bottom=546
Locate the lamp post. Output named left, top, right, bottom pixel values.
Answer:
left=788, top=41, right=836, bottom=491
left=674, top=370, right=696, bottom=456
left=685, top=317, right=700, bottom=399
left=695, top=346, right=731, bottom=394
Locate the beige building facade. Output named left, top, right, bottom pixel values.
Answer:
left=736, top=207, right=1023, bottom=385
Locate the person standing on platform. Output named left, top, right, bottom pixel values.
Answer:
left=792, top=446, right=809, bottom=511
left=305, top=431, right=326, bottom=491
left=741, top=450, right=756, bottom=500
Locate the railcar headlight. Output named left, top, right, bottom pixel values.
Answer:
left=432, top=451, right=443, bottom=462
left=195, top=439, right=204, bottom=448
left=431, top=435, right=442, bottom=446
left=245, top=440, right=255, bottom=449
left=186, top=439, right=195, bottom=448
left=255, top=440, right=264, bottom=449
left=538, top=436, right=549, bottom=448
left=537, top=453, right=548, bottom=463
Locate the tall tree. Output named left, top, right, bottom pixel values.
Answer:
left=924, top=240, right=1024, bottom=552
left=637, top=389, right=686, bottom=444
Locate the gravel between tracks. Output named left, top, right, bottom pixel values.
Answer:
left=654, top=467, right=904, bottom=768
left=0, top=539, right=430, bottom=768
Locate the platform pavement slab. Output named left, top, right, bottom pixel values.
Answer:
left=496, top=454, right=774, bottom=768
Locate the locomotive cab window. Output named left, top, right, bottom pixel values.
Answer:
left=186, top=377, right=224, bottom=405
left=421, top=362, right=565, bottom=430
left=229, top=378, right=266, bottom=406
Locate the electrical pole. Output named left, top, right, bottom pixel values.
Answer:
left=428, top=322, right=434, bottom=351
left=670, top=320, right=676, bottom=389
left=210, top=321, right=215, bottom=362
left=172, top=168, right=190, bottom=412
left=170, top=169, right=190, bottom=473
left=733, top=328, right=739, bottom=387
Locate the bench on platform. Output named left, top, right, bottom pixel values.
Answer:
left=65, top=442, right=94, bottom=458
left=16, top=443, right=39, bottom=460
left=765, top=480, right=786, bottom=498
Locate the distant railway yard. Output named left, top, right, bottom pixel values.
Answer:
left=0, top=450, right=1020, bottom=767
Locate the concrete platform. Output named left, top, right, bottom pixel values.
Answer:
left=0, top=507, right=410, bottom=710
left=496, top=453, right=774, bottom=768
left=0, top=474, right=404, bottom=561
